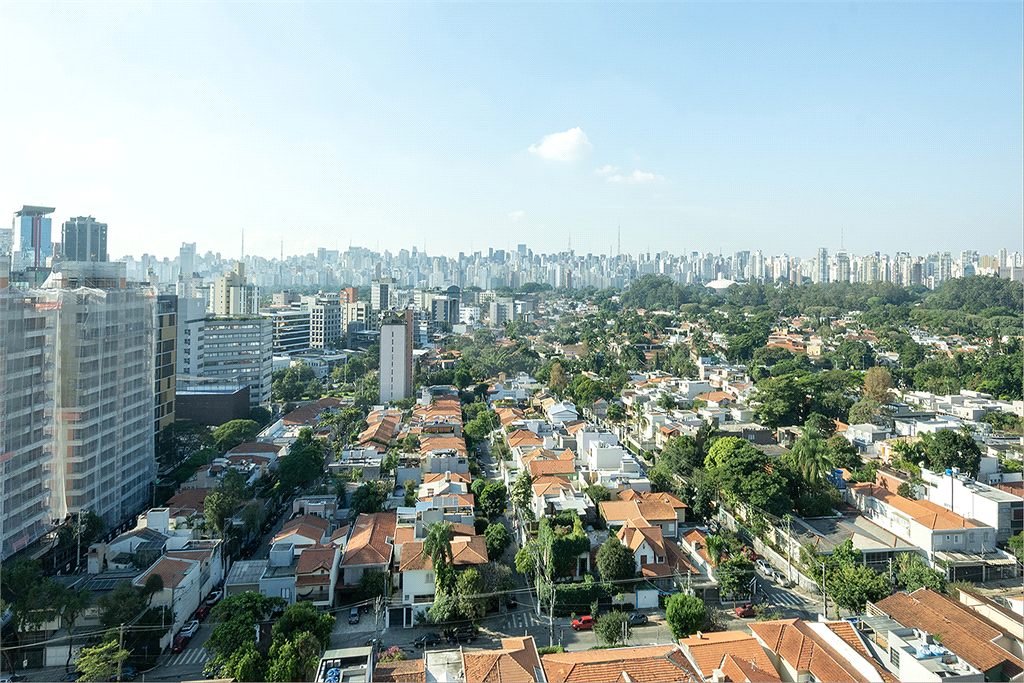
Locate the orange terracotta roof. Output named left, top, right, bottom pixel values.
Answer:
left=848, top=483, right=979, bottom=529
left=600, top=499, right=676, bottom=524
left=542, top=644, right=697, bottom=682
left=342, top=511, right=396, bottom=568
left=165, top=488, right=212, bottom=514
left=134, top=556, right=195, bottom=590
left=748, top=619, right=879, bottom=683
left=283, top=397, right=344, bottom=425
left=419, top=435, right=468, bottom=456
left=423, top=471, right=472, bottom=484
left=823, top=621, right=898, bottom=683
left=372, top=659, right=426, bottom=683
left=873, top=589, right=1024, bottom=677
left=718, top=653, right=781, bottom=682
left=508, top=429, right=544, bottom=449
left=533, top=475, right=574, bottom=498
left=464, top=636, right=542, bottom=682
left=296, top=545, right=335, bottom=575
left=227, top=442, right=283, bottom=455
left=678, top=631, right=777, bottom=678
left=528, top=459, right=576, bottom=478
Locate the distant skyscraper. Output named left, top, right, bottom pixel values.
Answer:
left=379, top=309, right=413, bottom=403
left=814, top=247, right=829, bottom=284
left=371, top=277, right=394, bottom=312
left=180, top=242, right=197, bottom=275
left=835, top=251, right=851, bottom=283
left=213, top=262, right=258, bottom=315
left=13, top=205, right=55, bottom=269
left=62, top=216, right=108, bottom=262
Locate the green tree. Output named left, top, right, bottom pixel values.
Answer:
left=203, top=488, right=234, bottom=537
left=516, top=541, right=540, bottom=577
left=278, top=438, right=326, bottom=492
left=225, top=642, right=266, bottom=682
left=595, top=536, right=636, bottom=583
left=863, top=367, right=895, bottom=403
left=350, top=481, right=390, bottom=515
left=423, top=521, right=456, bottom=595
left=665, top=593, right=706, bottom=639
left=919, top=430, right=982, bottom=477
left=207, top=592, right=287, bottom=663
left=848, top=398, right=881, bottom=425
left=750, top=375, right=805, bottom=428
left=826, top=435, right=862, bottom=471
left=585, top=484, right=612, bottom=505
left=52, top=585, right=93, bottom=672
left=211, top=419, right=261, bottom=453
left=358, top=570, right=389, bottom=601
left=271, top=601, right=335, bottom=648
left=1009, top=532, right=1023, bottom=563
left=593, top=611, right=632, bottom=646
left=704, top=535, right=727, bottom=568
left=829, top=563, right=891, bottom=614
left=657, top=434, right=705, bottom=478
left=510, top=471, right=534, bottom=513
left=717, top=557, right=754, bottom=601
left=549, top=362, right=568, bottom=392
left=403, top=478, right=417, bottom=507
left=790, top=429, right=835, bottom=483
left=267, top=631, right=322, bottom=682
left=479, top=482, right=508, bottom=519
left=75, top=636, right=128, bottom=682
left=894, top=554, right=947, bottom=594
left=97, top=581, right=147, bottom=630
left=804, top=412, right=836, bottom=438
left=455, top=568, right=487, bottom=620
left=484, top=523, right=512, bottom=559
left=241, top=501, right=267, bottom=540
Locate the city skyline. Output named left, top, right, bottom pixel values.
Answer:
left=2, top=2, right=1021, bottom=259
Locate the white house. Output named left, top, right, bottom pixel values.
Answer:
left=920, top=468, right=1024, bottom=543
left=546, top=401, right=579, bottom=425
left=133, top=555, right=202, bottom=648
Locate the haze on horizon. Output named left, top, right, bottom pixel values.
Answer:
left=1, top=2, right=1021, bottom=261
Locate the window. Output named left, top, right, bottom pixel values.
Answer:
left=426, top=572, right=434, bottom=583
left=281, top=588, right=291, bottom=600
left=890, top=647, right=900, bottom=667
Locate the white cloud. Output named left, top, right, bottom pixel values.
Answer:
left=607, top=170, right=664, bottom=184
left=594, top=165, right=618, bottom=175
left=528, top=127, right=592, bottom=161
left=508, top=210, right=525, bottom=219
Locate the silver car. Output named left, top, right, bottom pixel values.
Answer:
left=755, top=559, right=776, bottom=579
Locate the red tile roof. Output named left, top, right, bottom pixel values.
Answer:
left=342, top=511, right=396, bottom=568
left=542, top=644, right=698, bottom=682
left=678, top=631, right=777, bottom=679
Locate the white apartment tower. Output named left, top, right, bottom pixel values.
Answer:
left=0, top=287, right=56, bottom=560
left=379, top=309, right=414, bottom=403
left=42, top=261, right=157, bottom=527
left=189, top=317, right=272, bottom=408
left=813, top=247, right=829, bottom=284
left=213, top=262, right=259, bottom=316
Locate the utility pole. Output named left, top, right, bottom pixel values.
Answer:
left=821, top=562, right=828, bottom=620
left=117, top=623, right=125, bottom=682
left=784, top=515, right=793, bottom=585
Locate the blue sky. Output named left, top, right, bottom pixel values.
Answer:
left=2, top=2, right=1021, bottom=260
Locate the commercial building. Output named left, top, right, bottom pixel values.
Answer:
left=198, top=317, right=273, bottom=408
left=269, top=308, right=311, bottom=355
left=371, top=277, right=394, bottom=312
left=379, top=309, right=414, bottom=403
left=306, top=292, right=342, bottom=348
left=12, top=205, right=55, bottom=270
left=61, top=215, right=108, bottom=262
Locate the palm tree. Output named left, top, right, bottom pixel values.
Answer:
left=422, top=521, right=455, bottom=594
left=791, top=430, right=835, bottom=482
left=705, top=534, right=726, bottom=567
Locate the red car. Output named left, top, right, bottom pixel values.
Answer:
left=572, top=615, right=595, bottom=631
left=735, top=603, right=755, bottom=618
left=194, top=604, right=211, bottom=622
left=171, top=635, right=191, bottom=653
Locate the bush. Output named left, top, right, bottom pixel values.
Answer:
left=536, top=646, right=565, bottom=655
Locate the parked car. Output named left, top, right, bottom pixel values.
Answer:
left=571, top=615, right=595, bottom=631
left=734, top=603, right=755, bottom=618
left=0, top=674, right=27, bottom=682
left=109, top=665, right=137, bottom=681
left=755, top=559, right=775, bottom=579
left=59, top=673, right=81, bottom=682
left=180, top=620, right=200, bottom=638
left=206, top=589, right=222, bottom=605
left=414, top=633, right=442, bottom=648
left=203, top=663, right=224, bottom=680
left=171, top=635, right=191, bottom=653
left=444, top=625, right=479, bottom=643
left=629, top=612, right=648, bottom=625
left=194, top=604, right=211, bottom=622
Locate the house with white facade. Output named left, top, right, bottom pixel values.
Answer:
left=920, top=468, right=1024, bottom=543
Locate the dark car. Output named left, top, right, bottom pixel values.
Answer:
left=414, top=633, right=442, bottom=648
left=59, top=674, right=81, bottom=682
left=204, top=663, right=223, bottom=679
left=444, top=625, right=478, bottom=643
left=629, top=612, right=648, bottom=625
left=171, top=635, right=191, bottom=653
left=109, top=666, right=137, bottom=681
left=348, top=607, right=360, bottom=625
left=734, top=603, right=755, bottom=618
left=194, top=604, right=211, bottom=622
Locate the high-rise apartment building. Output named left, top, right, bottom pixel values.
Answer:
left=379, top=309, right=413, bottom=403
left=154, top=294, right=177, bottom=435
left=306, top=292, right=342, bottom=348
left=834, top=251, right=851, bottom=283
left=371, top=277, right=394, bottom=312
left=62, top=216, right=108, bottom=262
left=42, top=261, right=156, bottom=527
left=176, top=297, right=209, bottom=377
left=341, top=286, right=359, bottom=304
left=813, top=247, right=829, bottom=284
left=13, top=205, right=55, bottom=270
left=213, top=262, right=259, bottom=316
left=0, top=286, right=56, bottom=560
